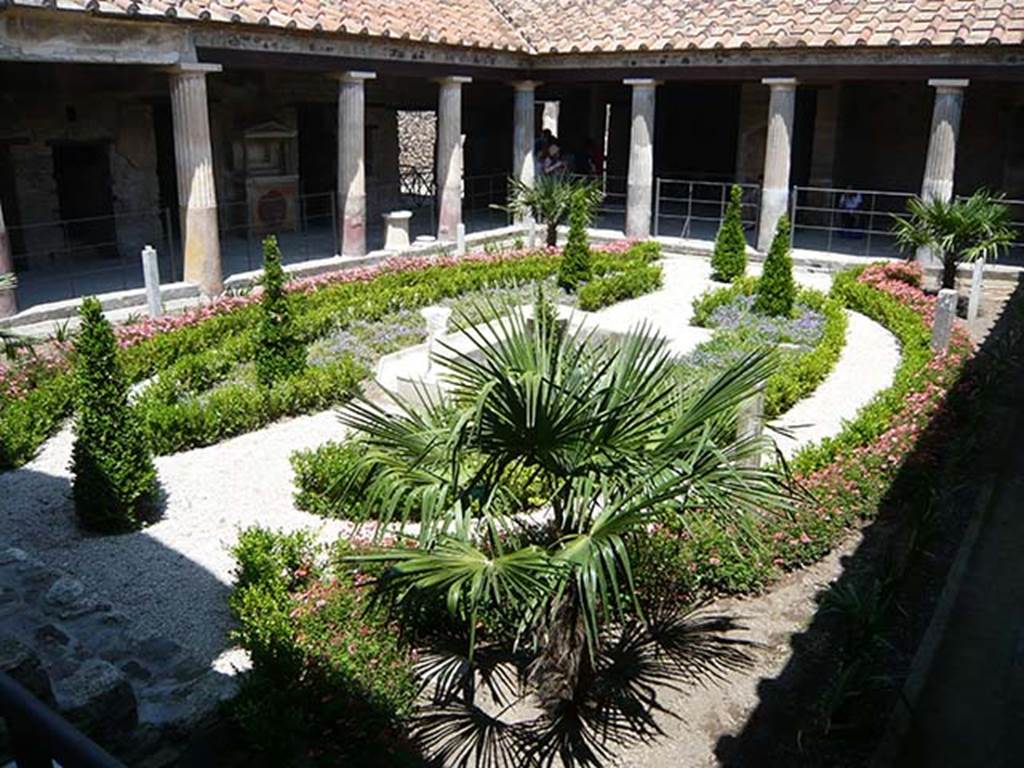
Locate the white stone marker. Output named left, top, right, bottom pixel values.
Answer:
left=931, top=288, right=958, bottom=353
left=527, top=218, right=538, bottom=249
left=382, top=210, right=412, bottom=252
left=737, top=382, right=766, bottom=468
left=141, top=245, right=163, bottom=318
left=967, top=258, right=985, bottom=324
left=455, top=223, right=467, bottom=257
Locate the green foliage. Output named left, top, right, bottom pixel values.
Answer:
left=557, top=187, right=594, bottom=291
left=0, top=376, right=73, bottom=469
left=711, top=184, right=748, bottom=282
left=577, top=262, right=663, bottom=311
left=503, top=175, right=602, bottom=247
left=254, top=236, right=306, bottom=387
left=892, top=190, right=1015, bottom=289
left=70, top=298, right=156, bottom=532
left=691, top=276, right=759, bottom=326
left=229, top=527, right=417, bottom=763
left=754, top=215, right=796, bottom=317
left=290, top=439, right=375, bottom=519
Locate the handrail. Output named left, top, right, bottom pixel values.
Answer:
left=0, top=670, right=126, bottom=768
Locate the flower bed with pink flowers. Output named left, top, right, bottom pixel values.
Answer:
left=634, top=260, right=976, bottom=599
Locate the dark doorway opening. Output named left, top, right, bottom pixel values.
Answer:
left=52, top=141, right=116, bottom=257
left=297, top=103, right=337, bottom=220
left=0, top=144, right=25, bottom=260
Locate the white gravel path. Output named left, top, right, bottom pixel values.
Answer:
left=0, top=253, right=899, bottom=668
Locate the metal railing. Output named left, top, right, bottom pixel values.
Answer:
left=218, top=191, right=338, bottom=272
left=7, top=208, right=179, bottom=309
left=399, top=164, right=435, bottom=200
left=789, top=186, right=916, bottom=258
left=654, top=179, right=760, bottom=243
left=572, top=173, right=627, bottom=232
left=0, top=670, right=125, bottom=767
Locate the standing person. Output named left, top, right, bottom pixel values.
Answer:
left=839, top=186, right=864, bottom=238
left=535, top=128, right=555, bottom=158
left=585, top=137, right=605, bottom=176
left=542, top=143, right=567, bottom=176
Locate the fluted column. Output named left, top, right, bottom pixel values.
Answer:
left=0, top=198, right=15, bottom=318
left=334, top=71, right=376, bottom=257
left=757, top=78, right=797, bottom=251
left=512, top=81, right=538, bottom=223
left=624, top=78, right=657, bottom=239
left=436, top=76, right=471, bottom=242
left=168, top=63, right=222, bottom=296
left=917, top=79, right=968, bottom=267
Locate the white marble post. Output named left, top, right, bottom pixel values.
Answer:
left=436, top=76, right=471, bottom=242
left=334, top=71, right=376, bottom=258
left=0, top=198, right=16, bottom=318
left=624, top=79, right=657, bottom=239
left=968, top=257, right=985, bottom=323
left=918, top=79, right=969, bottom=267
left=168, top=63, right=223, bottom=297
left=141, top=245, right=163, bottom=318
left=513, top=81, right=538, bottom=220
left=757, top=78, right=797, bottom=252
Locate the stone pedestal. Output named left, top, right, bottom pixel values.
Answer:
left=168, top=63, right=223, bottom=297
left=513, top=81, right=538, bottom=225
left=737, top=382, right=766, bottom=468
left=334, top=71, right=376, bottom=257
left=141, top=245, right=162, bottom=318
left=0, top=199, right=16, bottom=318
left=918, top=79, right=969, bottom=267
left=624, top=79, right=657, bottom=239
left=967, top=258, right=985, bottom=323
left=931, top=288, right=958, bottom=353
left=757, top=78, right=797, bottom=252
left=436, top=76, right=471, bottom=242
left=382, top=210, right=412, bottom=251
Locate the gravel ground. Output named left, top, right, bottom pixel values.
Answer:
left=0, top=253, right=898, bottom=670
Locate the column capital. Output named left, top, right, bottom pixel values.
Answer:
left=762, top=77, right=798, bottom=89
left=330, top=71, right=376, bottom=83
left=165, top=62, right=222, bottom=77
left=512, top=80, right=541, bottom=92
left=623, top=78, right=659, bottom=87
left=929, top=78, right=969, bottom=92
left=435, top=75, right=473, bottom=86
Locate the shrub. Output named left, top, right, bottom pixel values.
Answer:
left=755, top=215, right=796, bottom=317
left=229, top=528, right=417, bottom=763
left=290, top=440, right=374, bottom=519
left=70, top=298, right=156, bottom=532
left=711, top=184, right=748, bottom=282
left=254, top=236, right=306, bottom=387
left=557, top=188, right=594, bottom=291
left=691, top=276, right=758, bottom=326
left=577, top=262, right=663, bottom=311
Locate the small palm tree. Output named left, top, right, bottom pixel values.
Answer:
left=338, top=296, right=794, bottom=720
left=893, top=191, right=1015, bottom=289
left=502, top=175, right=602, bottom=247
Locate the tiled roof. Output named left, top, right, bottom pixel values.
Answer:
left=6, top=0, right=1024, bottom=53
left=500, top=0, right=1024, bottom=53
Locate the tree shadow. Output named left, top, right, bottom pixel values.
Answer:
left=411, top=604, right=755, bottom=768
left=713, top=279, right=1024, bottom=766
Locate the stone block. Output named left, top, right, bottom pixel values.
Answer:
left=57, top=659, right=138, bottom=740
left=0, top=633, right=55, bottom=706
left=931, top=288, right=958, bottom=353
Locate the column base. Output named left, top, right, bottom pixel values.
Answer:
left=0, top=288, right=16, bottom=319
left=757, top=186, right=789, bottom=251
left=625, top=185, right=652, bottom=239
left=182, top=206, right=223, bottom=296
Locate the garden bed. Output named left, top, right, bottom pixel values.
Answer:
left=229, top=260, right=979, bottom=765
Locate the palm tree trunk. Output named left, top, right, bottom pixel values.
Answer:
left=530, top=585, right=592, bottom=709
left=546, top=220, right=558, bottom=248
left=943, top=254, right=958, bottom=290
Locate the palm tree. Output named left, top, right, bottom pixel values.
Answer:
left=892, top=190, right=1016, bottom=289
left=338, top=296, right=794, bottom=715
left=502, top=175, right=603, bottom=247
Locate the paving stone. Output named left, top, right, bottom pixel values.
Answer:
left=0, top=633, right=55, bottom=705
left=57, top=659, right=138, bottom=740
left=33, top=623, right=71, bottom=647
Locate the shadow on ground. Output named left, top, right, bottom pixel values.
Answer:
left=714, top=280, right=1024, bottom=766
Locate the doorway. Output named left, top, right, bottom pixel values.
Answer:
left=52, top=141, right=116, bottom=257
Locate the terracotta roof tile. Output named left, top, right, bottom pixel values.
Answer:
left=6, top=0, right=1024, bottom=53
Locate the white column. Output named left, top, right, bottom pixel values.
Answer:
left=334, top=71, right=376, bottom=258
left=917, top=79, right=968, bottom=267
left=624, top=78, right=657, bottom=239
left=168, top=63, right=223, bottom=296
left=436, top=76, right=471, bottom=242
left=513, top=81, right=538, bottom=224
left=0, top=198, right=16, bottom=318
left=757, top=78, right=798, bottom=252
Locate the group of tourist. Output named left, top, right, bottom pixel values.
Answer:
left=534, top=128, right=604, bottom=178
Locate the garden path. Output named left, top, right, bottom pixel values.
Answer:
left=0, top=253, right=897, bottom=678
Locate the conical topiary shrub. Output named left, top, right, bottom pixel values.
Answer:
left=254, top=235, right=307, bottom=387
left=711, top=184, right=748, bottom=282
left=557, top=188, right=594, bottom=291
left=754, top=215, right=796, bottom=317
left=71, top=297, right=157, bottom=532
